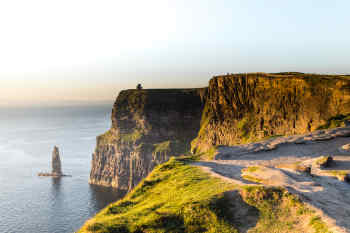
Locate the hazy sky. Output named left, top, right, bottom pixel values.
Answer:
left=1, top=0, right=350, bottom=106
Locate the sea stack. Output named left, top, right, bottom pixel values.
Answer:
left=52, top=146, right=62, bottom=175
left=38, top=146, right=69, bottom=177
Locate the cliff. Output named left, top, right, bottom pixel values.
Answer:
left=82, top=72, right=350, bottom=233
left=90, top=73, right=350, bottom=191
left=89, top=88, right=207, bottom=190
left=191, top=72, right=350, bottom=153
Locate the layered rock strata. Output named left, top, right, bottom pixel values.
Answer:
left=90, top=73, right=350, bottom=190
left=38, top=146, right=68, bottom=177
left=89, top=89, right=207, bottom=190
left=191, top=73, right=350, bottom=152
left=52, top=146, right=62, bottom=175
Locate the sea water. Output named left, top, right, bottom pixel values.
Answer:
left=0, top=105, right=125, bottom=233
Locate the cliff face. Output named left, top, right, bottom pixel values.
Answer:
left=52, top=146, right=62, bottom=175
left=89, top=89, right=206, bottom=190
left=90, top=73, right=350, bottom=190
left=191, top=73, right=350, bottom=153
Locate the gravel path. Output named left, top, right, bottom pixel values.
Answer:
left=194, top=127, right=350, bottom=233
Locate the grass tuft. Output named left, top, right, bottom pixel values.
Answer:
left=309, top=216, right=332, bottom=233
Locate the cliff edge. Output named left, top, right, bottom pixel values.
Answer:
left=89, top=88, right=207, bottom=190
left=82, top=73, right=350, bottom=233
left=90, top=73, right=350, bottom=191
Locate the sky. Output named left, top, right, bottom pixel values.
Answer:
left=1, top=0, right=350, bottom=106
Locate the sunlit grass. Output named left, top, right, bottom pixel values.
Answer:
left=79, top=157, right=332, bottom=233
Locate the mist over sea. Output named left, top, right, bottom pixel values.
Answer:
left=0, top=105, right=125, bottom=233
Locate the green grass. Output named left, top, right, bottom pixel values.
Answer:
left=198, top=104, right=211, bottom=136
left=237, top=117, right=251, bottom=139
left=315, top=155, right=333, bottom=167
left=242, top=166, right=261, bottom=173
left=324, top=170, right=350, bottom=182
left=309, top=216, right=332, bottom=233
left=200, top=146, right=218, bottom=160
left=241, top=167, right=267, bottom=184
left=241, top=186, right=328, bottom=233
left=241, top=175, right=266, bottom=184
left=79, top=157, right=332, bottom=233
left=120, top=129, right=143, bottom=143
left=190, top=103, right=212, bottom=154
left=317, top=113, right=350, bottom=130
left=153, top=141, right=171, bottom=154
left=97, top=130, right=117, bottom=145
left=79, top=157, right=237, bottom=233
left=326, top=170, right=349, bottom=176
left=98, top=128, right=143, bottom=145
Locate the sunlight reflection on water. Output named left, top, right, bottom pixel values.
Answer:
left=0, top=105, right=125, bottom=233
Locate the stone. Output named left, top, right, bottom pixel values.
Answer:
left=337, top=174, right=350, bottom=183
left=52, top=146, right=62, bottom=175
left=315, top=156, right=334, bottom=168
left=339, top=143, right=350, bottom=153
left=38, top=146, right=69, bottom=177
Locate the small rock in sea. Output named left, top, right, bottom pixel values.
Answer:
left=38, top=146, right=70, bottom=177
left=52, top=146, right=62, bottom=175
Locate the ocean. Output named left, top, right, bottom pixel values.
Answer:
left=0, top=105, right=125, bottom=233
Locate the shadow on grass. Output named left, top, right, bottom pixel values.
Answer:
left=210, top=190, right=259, bottom=233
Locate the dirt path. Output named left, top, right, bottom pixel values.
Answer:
left=194, top=127, right=350, bottom=233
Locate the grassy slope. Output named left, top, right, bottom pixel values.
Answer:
left=79, top=157, right=331, bottom=233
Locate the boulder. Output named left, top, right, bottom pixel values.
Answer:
left=314, top=156, right=334, bottom=168
left=339, top=144, right=350, bottom=153
left=337, top=173, right=350, bottom=183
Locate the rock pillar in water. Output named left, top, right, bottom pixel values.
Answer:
left=52, top=146, right=62, bottom=175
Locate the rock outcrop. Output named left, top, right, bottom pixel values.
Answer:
left=52, top=146, right=62, bottom=175
left=38, top=146, right=68, bottom=177
left=191, top=73, right=350, bottom=153
left=340, top=143, right=350, bottom=153
left=89, top=89, right=207, bottom=190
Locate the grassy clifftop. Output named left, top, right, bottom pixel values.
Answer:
left=80, top=157, right=330, bottom=233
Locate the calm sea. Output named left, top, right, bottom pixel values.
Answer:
left=0, top=105, right=126, bottom=233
